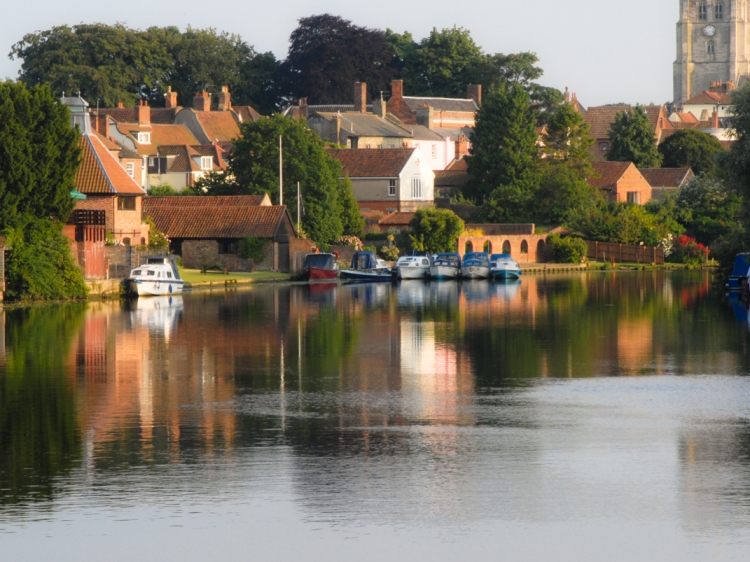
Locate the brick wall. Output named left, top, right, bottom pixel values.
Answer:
left=289, top=238, right=317, bottom=273
left=182, top=239, right=265, bottom=272
left=614, top=167, right=652, bottom=205
left=113, top=196, right=149, bottom=244
left=75, top=197, right=115, bottom=231
left=458, top=234, right=550, bottom=263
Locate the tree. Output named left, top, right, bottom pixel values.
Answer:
left=229, top=114, right=344, bottom=245
left=675, top=176, right=741, bottom=246
left=275, top=14, right=398, bottom=105
left=464, top=84, right=540, bottom=221
left=408, top=208, right=465, bottom=254
left=338, top=175, right=364, bottom=238
left=658, top=129, right=724, bottom=177
left=541, top=102, right=594, bottom=166
left=0, top=82, right=81, bottom=228
left=606, top=106, right=663, bottom=168
left=536, top=163, right=603, bottom=225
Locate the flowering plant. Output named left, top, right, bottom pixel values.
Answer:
left=668, top=234, right=709, bottom=265
left=338, top=235, right=363, bottom=250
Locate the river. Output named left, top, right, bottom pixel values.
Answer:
left=2, top=271, right=750, bottom=560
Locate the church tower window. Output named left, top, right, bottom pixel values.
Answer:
left=708, top=40, right=716, bottom=54
left=715, top=2, right=723, bottom=19
left=699, top=3, right=707, bottom=20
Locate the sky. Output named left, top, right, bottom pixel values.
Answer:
left=1, top=0, right=678, bottom=108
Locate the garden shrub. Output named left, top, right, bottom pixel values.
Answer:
left=239, top=237, right=268, bottom=262
left=549, top=235, right=588, bottom=263
left=667, top=234, right=709, bottom=266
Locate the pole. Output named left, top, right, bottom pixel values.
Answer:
left=297, top=181, right=301, bottom=233
left=279, top=135, right=283, bottom=206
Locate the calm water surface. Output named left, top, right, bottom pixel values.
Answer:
left=2, top=271, right=750, bottom=560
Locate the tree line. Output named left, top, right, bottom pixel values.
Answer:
left=9, top=15, right=561, bottom=118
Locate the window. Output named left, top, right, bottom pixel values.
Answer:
left=126, top=162, right=135, bottom=177
left=200, top=156, right=212, bottom=170
left=699, top=3, right=707, bottom=20
left=431, top=144, right=437, bottom=159
left=707, top=40, right=715, bottom=54
left=599, top=142, right=609, bottom=152
left=410, top=178, right=422, bottom=198
left=219, top=240, right=239, bottom=254
left=388, top=179, right=396, bottom=197
left=137, top=132, right=150, bottom=144
left=715, top=2, right=723, bottom=19
left=117, top=197, right=136, bottom=210
left=627, top=192, right=640, bottom=204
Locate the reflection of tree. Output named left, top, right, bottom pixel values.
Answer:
left=0, top=305, right=85, bottom=504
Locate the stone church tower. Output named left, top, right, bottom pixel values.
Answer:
left=674, top=0, right=750, bottom=102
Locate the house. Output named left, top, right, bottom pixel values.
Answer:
left=587, top=162, right=652, bottom=205
left=173, top=89, right=248, bottom=145
left=328, top=148, right=435, bottom=213
left=585, top=105, right=673, bottom=161
left=144, top=196, right=310, bottom=272
left=63, top=96, right=149, bottom=246
left=639, top=168, right=694, bottom=200
left=386, top=80, right=480, bottom=128
left=434, top=158, right=470, bottom=198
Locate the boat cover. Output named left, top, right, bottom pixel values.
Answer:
left=434, top=253, right=461, bottom=266
left=304, top=253, right=335, bottom=269
left=351, top=251, right=379, bottom=270
left=731, top=253, right=750, bottom=277
left=490, top=254, right=513, bottom=261
left=463, top=252, right=490, bottom=264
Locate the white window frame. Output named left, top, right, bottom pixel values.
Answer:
left=200, top=156, right=212, bottom=170
left=411, top=178, right=422, bottom=199
left=627, top=191, right=640, bottom=205
left=137, top=132, right=151, bottom=144
left=388, top=179, right=396, bottom=197
left=126, top=162, right=135, bottom=177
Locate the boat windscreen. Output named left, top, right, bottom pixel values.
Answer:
left=304, top=254, right=334, bottom=269
left=352, top=252, right=378, bottom=270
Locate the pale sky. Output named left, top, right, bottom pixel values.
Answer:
left=2, top=0, right=678, bottom=108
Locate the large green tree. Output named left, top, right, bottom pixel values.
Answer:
left=408, top=208, right=465, bottom=254
left=339, top=175, right=364, bottom=238
left=676, top=176, right=742, bottom=246
left=606, top=106, right=663, bottom=168
left=658, top=129, right=724, bottom=177
left=464, top=84, right=540, bottom=221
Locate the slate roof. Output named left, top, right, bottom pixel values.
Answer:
left=193, top=111, right=241, bottom=142
left=684, top=90, right=732, bottom=105
left=315, top=112, right=412, bottom=138
left=145, top=195, right=270, bottom=209
left=75, top=134, right=146, bottom=195
left=328, top=148, right=415, bottom=177
left=379, top=211, right=415, bottom=226
left=639, top=168, right=694, bottom=188
left=587, top=161, right=633, bottom=189
left=147, top=205, right=291, bottom=239
left=585, top=105, right=669, bottom=139
left=403, top=97, right=478, bottom=113
left=433, top=127, right=473, bottom=142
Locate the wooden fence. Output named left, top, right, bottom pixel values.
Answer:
left=585, top=241, right=664, bottom=265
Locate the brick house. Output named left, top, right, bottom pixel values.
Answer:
left=585, top=105, right=674, bottom=161
left=386, top=80, right=480, bottom=128
left=587, top=162, right=653, bottom=204
left=639, top=168, right=694, bottom=200
left=328, top=148, right=435, bottom=213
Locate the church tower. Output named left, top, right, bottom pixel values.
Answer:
left=674, top=0, right=750, bottom=102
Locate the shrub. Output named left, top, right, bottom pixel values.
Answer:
left=668, top=234, right=710, bottom=266
left=362, top=245, right=377, bottom=253
left=337, top=235, right=363, bottom=249
left=408, top=208, right=465, bottom=254
left=239, top=237, right=268, bottom=262
left=145, top=216, right=169, bottom=251
left=548, top=235, right=588, bottom=263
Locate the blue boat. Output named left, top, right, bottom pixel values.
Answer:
left=727, top=253, right=750, bottom=292
left=340, top=251, right=392, bottom=282
left=490, top=253, right=523, bottom=280
left=430, top=252, right=462, bottom=279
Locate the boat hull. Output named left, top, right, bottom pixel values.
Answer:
left=430, top=265, right=460, bottom=279
left=461, top=266, right=490, bottom=279
left=306, top=266, right=338, bottom=280
left=340, top=270, right=393, bottom=282
left=129, top=279, right=184, bottom=296
left=492, top=268, right=522, bottom=280
left=398, top=266, right=430, bottom=279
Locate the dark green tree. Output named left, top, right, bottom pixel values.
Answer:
left=464, top=84, right=540, bottom=221
left=338, top=175, right=364, bottom=238
left=675, top=176, right=741, bottom=246
left=541, top=102, right=594, bottom=166
left=275, top=14, right=398, bottom=105
left=606, top=106, right=663, bottom=168
left=408, top=208, right=465, bottom=254
left=658, top=129, right=724, bottom=177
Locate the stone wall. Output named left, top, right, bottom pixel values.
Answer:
left=182, top=240, right=255, bottom=271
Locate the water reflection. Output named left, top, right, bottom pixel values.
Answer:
left=2, top=271, right=750, bottom=559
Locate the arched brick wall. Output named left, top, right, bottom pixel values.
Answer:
left=457, top=234, right=549, bottom=263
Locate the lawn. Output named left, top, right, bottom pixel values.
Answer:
left=178, top=267, right=291, bottom=284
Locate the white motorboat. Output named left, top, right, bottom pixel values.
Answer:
left=429, top=253, right=461, bottom=279
left=461, top=252, right=491, bottom=279
left=395, top=254, right=431, bottom=279
left=490, top=253, right=523, bottom=280
left=128, top=256, right=184, bottom=296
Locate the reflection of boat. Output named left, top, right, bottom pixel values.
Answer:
left=394, top=254, right=431, bottom=279
left=727, top=253, right=750, bottom=292
left=129, top=295, right=184, bottom=338
left=340, top=251, right=392, bottom=282
left=303, top=253, right=339, bottom=281
left=128, top=256, right=184, bottom=296
left=728, top=292, right=749, bottom=324
left=430, top=253, right=461, bottom=279
left=490, top=253, right=522, bottom=280
left=461, top=252, right=490, bottom=279
left=461, top=279, right=491, bottom=300
left=493, top=279, right=521, bottom=300
left=308, top=282, right=338, bottom=303
left=347, top=282, right=389, bottom=307
left=397, top=279, right=431, bottom=306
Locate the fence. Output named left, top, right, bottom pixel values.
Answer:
left=586, top=241, right=664, bottom=265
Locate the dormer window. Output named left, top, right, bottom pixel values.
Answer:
left=699, top=3, right=707, bottom=20
left=137, top=132, right=150, bottom=144
left=200, top=156, right=212, bottom=170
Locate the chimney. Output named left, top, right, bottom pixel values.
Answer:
left=354, top=82, right=367, bottom=113
left=137, top=100, right=150, bottom=125
left=700, top=109, right=709, bottom=121
left=164, top=86, right=178, bottom=109
left=373, top=97, right=386, bottom=118
left=564, top=87, right=570, bottom=103
left=194, top=91, right=211, bottom=111
left=218, top=85, right=232, bottom=111
left=391, top=80, right=404, bottom=100
left=455, top=134, right=469, bottom=160
left=94, top=114, right=110, bottom=138
left=711, top=110, right=719, bottom=128
left=117, top=102, right=124, bottom=108
left=727, top=81, right=736, bottom=91
left=467, top=84, right=482, bottom=106
left=331, top=114, right=342, bottom=146
left=416, top=105, right=434, bottom=129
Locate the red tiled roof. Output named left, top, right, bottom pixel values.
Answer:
left=586, top=105, right=670, bottom=139
left=378, top=211, right=415, bottom=226
left=447, top=158, right=468, bottom=171
left=328, top=148, right=414, bottom=177
left=684, top=90, right=732, bottom=105
left=75, top=134, right=145, bottom=195
left=145, top=195, right=271, bottom=209
left=194, top=112, right=241, bottom=142
left=97, top=106, right=179, bottom=124
left=234, top=106, right=261, bottom=123
left=587, top=161, right=633, bottom=189
left=639, top=168, right=694, bottom=189
left=147, top=205, right=291, bottom=239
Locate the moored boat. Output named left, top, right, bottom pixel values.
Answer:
left=394, top=254, right=431, bottom=279
left=303, top=252, right=339, bottom=281
left=128, top=256, right=184, bottom=296
left=430, top=253, right=461, bottom=279
left=461, top=252, right=491, bottom=279
left=340, top=251, right=392, bottom=282
left=727, top=253, right=750, bottom=292
left=490, top=253, right=523, bottom=280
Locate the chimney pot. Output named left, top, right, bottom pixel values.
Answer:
left=164, top=86, right=178, bottom=109
left=117, top=102, right=124, bottom=108
left=194, top=91, right=211, bottom=111
left=218, top=85, right=231, bottom=111
left=564, top=87, right=570, bottom=103
left=137, top=100, right=150, bottom=125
